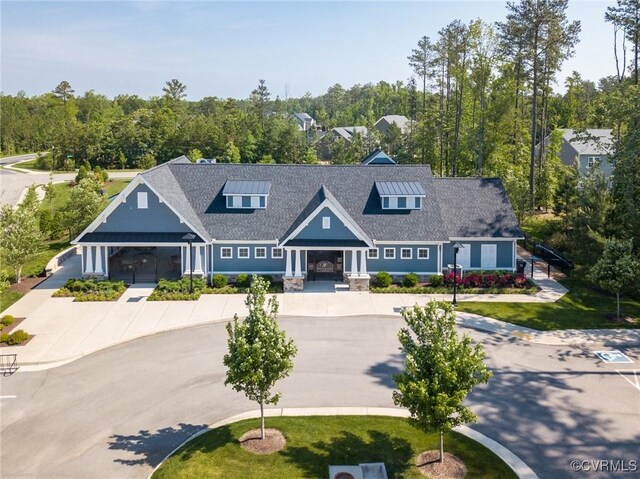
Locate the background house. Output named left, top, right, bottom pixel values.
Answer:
left=556, top=129, right=613, bottom=177
left=293, top=112, right=315, bottom=132
left=315, top=126, right=369, bottom=161
left=374, top=115, right=411, bottom=135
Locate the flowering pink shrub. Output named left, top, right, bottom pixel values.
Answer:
left=442, top=271, right=530, bottom=289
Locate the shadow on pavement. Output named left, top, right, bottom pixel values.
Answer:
left=108, top=422, right=211, bottom=466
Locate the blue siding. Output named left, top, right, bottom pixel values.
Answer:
left=364, top=245, right=439, bottom=273
left=95, top=184, right=193, bottom=234
left=213, top=244, right=295, bottom=273
left=294, top=208, right=359, bottom=241
left=442, top=241, right=514, bottom=270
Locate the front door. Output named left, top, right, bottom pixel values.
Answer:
left=307, top=251, right=343, bottom=281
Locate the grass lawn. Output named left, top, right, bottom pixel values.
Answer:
left=41, top=178, right=131, bottom=212
left=458, top=278, right=640, bottom=330
left=0, top=290, right=24, bottom=312
left=14, top=158, right=142, bottom=174
left=152, top=416, right=516, bottom=479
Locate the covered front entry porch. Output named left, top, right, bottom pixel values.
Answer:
left=282, top=243, right=370, bottom=292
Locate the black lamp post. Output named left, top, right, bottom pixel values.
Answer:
left=182, top=233, right=196, bottom=293
left=452, top=242, right=464, bottom=307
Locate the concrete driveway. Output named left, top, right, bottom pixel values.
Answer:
left=1, top=317, right=638, bottom=479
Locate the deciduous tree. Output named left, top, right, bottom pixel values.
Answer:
left=393, top=301, right=492, bottom=463
left=223, top=276, right=297, bottom=439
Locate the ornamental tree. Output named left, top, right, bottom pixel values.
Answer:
left=223, top=276, right=297, bottom=439
left=588, top=238, right=640, bottom=320
left=393, top=301, right=492, bottom=463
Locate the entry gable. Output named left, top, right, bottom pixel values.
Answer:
left=281, top=186, right=372, bottom=247
left=73, top=176, right=203, bottom=244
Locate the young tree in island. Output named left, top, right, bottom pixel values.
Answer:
left=223, top=276, right=297, bottom=439
left=0, top=186, right=44, bottom=283
left=393, top=301, right=492, bottom=463
left=588, top=238, right=640, bottom=321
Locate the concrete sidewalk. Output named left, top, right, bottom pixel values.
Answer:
left=2, top=256, right=637, bottom=371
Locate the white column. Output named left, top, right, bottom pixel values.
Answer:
left=294, top=249, right=302, bottom=277
left=85, top=246, right=94, bottom=274
left=184, top=245, right=191, bottom=274
left=94, top=245, right=103, bottom=274
left=194, top=245, right=203, bottom=273
left=359, top=249, right=367, bottom=275
left=285, top=248, right=293, bottom=277
left=104, top=247, right=109, bottom=278
left=350, top=249, right=358, bottom=276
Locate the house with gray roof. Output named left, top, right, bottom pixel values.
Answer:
left=555, top=129, right=614, bottom=178
left=73, top=156, right=523, bottom=292
left=374, top=115, right=411, bottom=135
left=293, top=112, right=315, bottom=132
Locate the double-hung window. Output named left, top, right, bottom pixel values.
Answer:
left=238, top=247, right=250, bottom=259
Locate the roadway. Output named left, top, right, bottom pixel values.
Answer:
left=1, top=316, right=638, bottom=479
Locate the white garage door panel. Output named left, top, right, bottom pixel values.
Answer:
left=481, top=244, right=497, bottom=269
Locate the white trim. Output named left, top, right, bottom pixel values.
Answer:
left=280, top=199, right=372, bottom=247
left=400, top=248, right=412, bottom=259
left=449, top=237, right=524, bottom=241
left=417, top=248, right=430, bottom=259
left=212, top=240, right=279, bottom=244
left=72, top=242, right=205, bottom=247
left=237, top=247, right=250, bottom=259
left=367, top=248, right=379, bottom=259
left=384, top=248, right=396, bottom=259
left=220, top=247, right=233, bottom=259
left=254, top=247, right=267, bottom=259
left=374, top=240, right=442, bottom=245
left=369, top=271, right=440, bottom=275
left=271, top=247, right=283, bottom=259
left=72, top=175, right=208, bottom=244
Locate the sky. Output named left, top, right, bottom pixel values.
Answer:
left=1, top=1, right=618, bottom=100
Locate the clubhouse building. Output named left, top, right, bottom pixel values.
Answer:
left=73, top=156, right=523, bottom=292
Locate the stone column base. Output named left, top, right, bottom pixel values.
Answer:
left=284, top=276, right=304, bottom=292
left=348, top=274, right=370, bottom=292
left=82, top=273, right=107, bottom=280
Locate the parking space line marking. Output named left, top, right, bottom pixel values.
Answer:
left=616, top=370, right=640, bottom=392
left=0, top=395, right=17, bottom=399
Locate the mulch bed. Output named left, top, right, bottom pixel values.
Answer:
left=0, top=317, right=34, bottom=347
left=416, top=450, right=467, bottom=478
left=239, top=428, right=286, bottom=455
left=8, top=276, right=47, bottom=295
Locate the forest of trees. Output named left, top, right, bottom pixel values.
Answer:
left=1, top=0, right=638, bottom=266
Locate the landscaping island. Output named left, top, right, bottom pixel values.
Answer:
left=151, top=416, right=517, bottom=479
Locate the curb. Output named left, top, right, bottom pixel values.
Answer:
left=146, top=407, right=539, bottom=479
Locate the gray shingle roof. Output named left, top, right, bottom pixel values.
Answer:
left=432, top=178, right=523, bottom=238
left=561, top=129, right=613, bottom=155
left=141, top=160, right=521, bottom=243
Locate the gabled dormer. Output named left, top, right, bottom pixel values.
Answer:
left=223, top=180, right=271, bottom=209
left=375, top=181, right=425, bottom=210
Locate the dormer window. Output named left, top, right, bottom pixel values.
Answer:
left=223, top=180, right=271, bottom=209
left=375, top=181, right=425, bottom=210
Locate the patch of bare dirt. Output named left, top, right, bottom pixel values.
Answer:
left=239, top=428, right=286, bottom=455
left=416, top=450, right=467, bottom=479
left=9, top=276, right=47, bottom=295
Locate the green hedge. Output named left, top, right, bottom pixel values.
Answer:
left=53, top=279, right=126, bottom=301
left=371, top=285, right=539, bottom=295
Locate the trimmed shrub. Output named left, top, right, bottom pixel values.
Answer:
left=429, top=274, right=444, bottom=287
left=212, top=274, right=228, bottom=288
left=376, top=271, right=392, bottom=288
left=1, top=315, right=16, bottom=327
left=236, top=274, right=250, bottom=288
left=0, top=333, right=9, bottom=343
left=403, top=273, right=419, bottom=287
left=8, top=329, right=29, bottom=345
